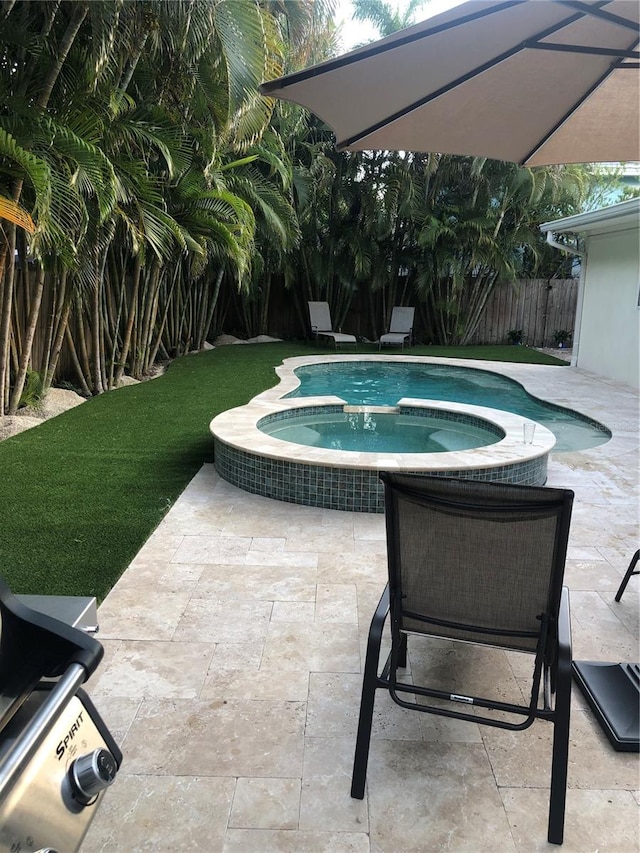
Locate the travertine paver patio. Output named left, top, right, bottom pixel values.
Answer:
left=81, top=360, right=638, bottom=853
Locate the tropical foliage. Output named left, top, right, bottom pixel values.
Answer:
left=0, top=0, right=333, bottom=413
left=0, top=0, right=614, bottom=414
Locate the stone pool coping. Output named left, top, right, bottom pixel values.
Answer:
left=211, top=395, right=555, bottom=473
left=210, top=354, right=555, bottom=476
left=210, top=355, right=557, bottom=510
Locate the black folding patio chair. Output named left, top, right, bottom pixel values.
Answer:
left=571, top=549, right=640, bottom=753
left=351, top=473, right=574, bottom=845
left=614, top=549, right=639, bottom=602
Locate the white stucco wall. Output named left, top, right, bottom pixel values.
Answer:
left=576, top=226, right=640, bottom=389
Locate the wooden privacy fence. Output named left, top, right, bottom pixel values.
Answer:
left=15, top=275, right=578, bottom=390
left=467, top=278, right=577, bottom=347
left=246, top=277, right=578, bottom=345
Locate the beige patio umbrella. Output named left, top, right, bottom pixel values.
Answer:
left=260, top=0, right=639, bottom=166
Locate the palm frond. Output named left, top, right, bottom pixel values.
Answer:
left=43, top=118, right=117, bottom=222
left=0, top=196, right=35, bottom=233
left=0, top=126, right=52, bottom=209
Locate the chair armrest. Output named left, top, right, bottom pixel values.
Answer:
left=558, top=588, right=571, bottom=654
left=366, top=584, right=390, bottom=657
left=557, top=586, right=572, bottom=677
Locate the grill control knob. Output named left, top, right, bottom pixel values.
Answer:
left=69, top=747, right=118, bottom=805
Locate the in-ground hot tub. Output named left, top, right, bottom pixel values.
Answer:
left=259, top=406, right=503, bottom=453
left=211, top=372, right=556, bottom=512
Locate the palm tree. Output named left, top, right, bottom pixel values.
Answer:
left=351, top=0, right=428, bottom=39
left=407, top=156, right=592, bottom=344
left=0, top=0, right=305, bottom=404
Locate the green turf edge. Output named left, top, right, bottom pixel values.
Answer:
left=0, top=343, right=567, bottom=600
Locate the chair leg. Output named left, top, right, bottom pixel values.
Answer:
left=548, top=689, right=570, bottom=843
left=548, top=589, right=572, bottom=845
left=351, top=586, right=389, bottom=800
left=614, top=550, right=639, bottom=602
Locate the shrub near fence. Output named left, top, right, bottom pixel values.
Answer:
left=468, top=279, right=577, bottom=348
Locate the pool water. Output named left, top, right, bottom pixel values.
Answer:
left=286, top=362, right=610, bottom=452
left=260, top=410, right=502, bottom=453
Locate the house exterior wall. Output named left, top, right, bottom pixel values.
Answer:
left=577, top=226, right=639, bottom=389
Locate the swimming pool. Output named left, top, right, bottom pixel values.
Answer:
left=286, top=361, right=610, bottom=452
left=210, top=355, right=568, bottom=512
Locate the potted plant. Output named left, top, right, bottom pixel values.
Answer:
left=553, top=329, right=573, bottom=349
left=507, top=329, right=524, bottom=345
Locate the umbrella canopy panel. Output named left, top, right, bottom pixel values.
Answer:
left=261, top=0, right=640, bottom=166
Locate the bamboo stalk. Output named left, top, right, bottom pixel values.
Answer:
left=36, top=2, right=88, bottom=110
left=0, top=224, right=17, bottom=415
left=8, top=267, right=46, bottom=413
left=115, top=253, right=142, bottom=384
left=75, top=300, right=93, bottom=393
left=64, top=322, right=91, bottom=397
left=41, top=269, right=62, bottom=386
left=107, top=267, right=127, bottom=389
left=91, top=276, right=104, bottom=394
left=199, top=268, right=224, bottom=349
left=44, top=277, right=72, bottom=392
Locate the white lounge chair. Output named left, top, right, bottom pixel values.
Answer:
left=308, top=301, right=357, bottom=349
left=379, top=306, right=414, bottom=350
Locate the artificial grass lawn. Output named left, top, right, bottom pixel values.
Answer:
left=0, top=343, right=566, bottom=600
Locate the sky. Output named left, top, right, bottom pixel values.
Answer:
left=335, top=0, right=466, bottom=51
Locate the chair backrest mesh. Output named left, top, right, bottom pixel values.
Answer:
left=389, top=306, right=415, bottom=334
left=308, top=301, right=333, bottom=332
left=382, top=473, right=573, bottom=653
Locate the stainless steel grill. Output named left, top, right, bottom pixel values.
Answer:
left=0, top=577, right=121, bottom=853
